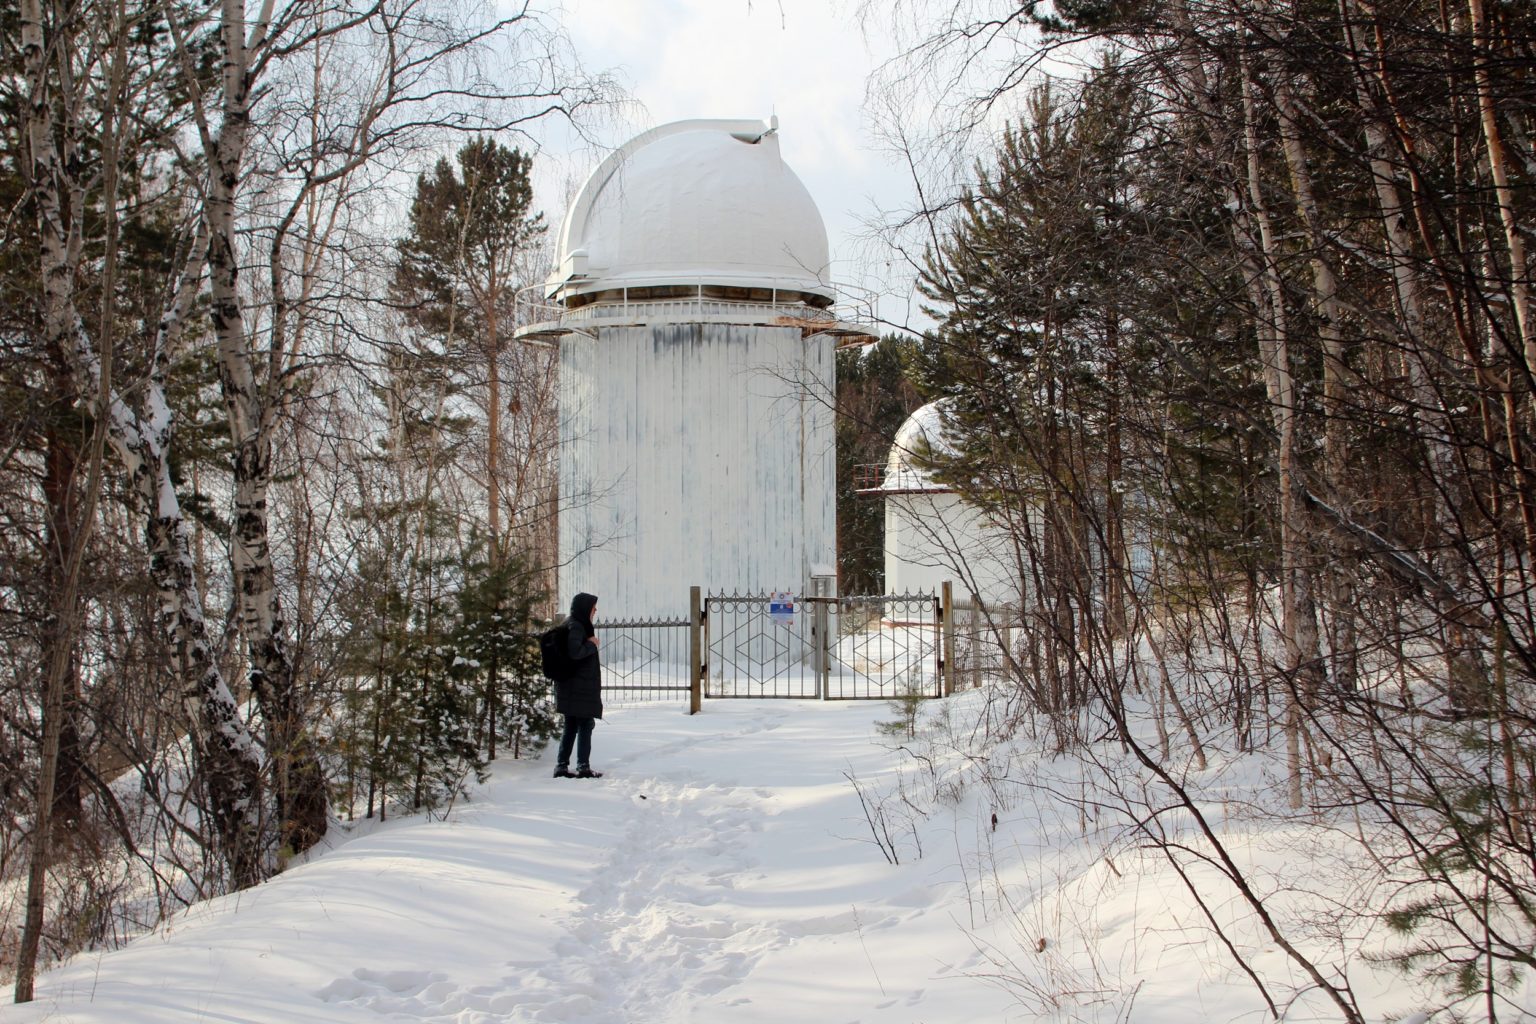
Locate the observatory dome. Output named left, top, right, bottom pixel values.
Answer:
left=882, top=401, right=956, bottom=493
left=546, top=118, right=834, bottom=307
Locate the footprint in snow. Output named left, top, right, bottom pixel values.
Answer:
left=315, top=967, right=451, bottom=1012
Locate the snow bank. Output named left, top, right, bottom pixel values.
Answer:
left=5, top=692, right=1530, bottom=1022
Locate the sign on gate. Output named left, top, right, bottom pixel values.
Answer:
left=769, top=592, right=795, bottom=628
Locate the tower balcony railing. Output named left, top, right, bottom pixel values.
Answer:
left=852, top=462, right=887, bottom=493
left=514, top=278, right=877, bottom=345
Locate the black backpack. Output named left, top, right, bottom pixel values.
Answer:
left=538, top=621, right=574, bottom=681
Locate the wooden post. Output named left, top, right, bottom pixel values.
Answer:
left=941, top=581, right=956, bottom=698
left=970, top=593, right=981, bottom=691
left=689, top=586, right=703, bottom=714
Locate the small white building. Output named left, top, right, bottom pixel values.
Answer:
left=876, top=400, right=1155, bottom=622
left=520, top=118, right=869, bottom=619
left=876, top=401, right=1022, bottom=609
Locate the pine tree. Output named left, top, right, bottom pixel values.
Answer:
left=836, top=336, right=924, bottom=594
left=451, top=546, right=557, bottom=762
left=916, top=76, right=1170, bottom=723
left=393, top=139, right=548, bottom=563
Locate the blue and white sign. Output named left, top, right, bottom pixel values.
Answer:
left=769, top=592, right=795, bottom=628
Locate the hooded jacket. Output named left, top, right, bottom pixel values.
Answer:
left=556, top=592, right=603, bottom=719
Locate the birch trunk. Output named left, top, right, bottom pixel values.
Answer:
left=119, top=243, right=268, bottom=887
left=1467, top=0, right=1536, bottom=400
left=1463, top=0, right=1536, bottom=584
left=1104, top=305, right=1127, bottom=637
left=1341, top=0, right=1452, bottom=501
left=1274, top=75, right=1359, bottom=693
left=1239, top=67, right=1323, bottom=809
left=18, top=0, right=266, bottom=905
left=109, top=250, right=267, bottom=885
left=488, top=301, right=502, bottom=553
left=203, top=0, right=329, bottom=857
left=13, top=38, right=93, bottom=973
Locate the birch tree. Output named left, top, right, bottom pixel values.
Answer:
left=170, top=0, right=607, bottom=857
left=12, top=0, right=268, bottom=991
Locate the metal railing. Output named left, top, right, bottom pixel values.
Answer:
left=594, top=616, right=692, bottom=703
left=580, top=584, right=973, bottom=708
left=514, top=279, right=877, bottom=340
left=703, top=590, right=943, bottom=701
left=851, top=462, right=886, bottom=492
left=559, top=296, right=833, bottom=326
left=949, top=596, right=1021, bottom=689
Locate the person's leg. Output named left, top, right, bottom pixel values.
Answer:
left=554, top=716, right=577, bottom=776
left=575, top=717, right=594, bottom=769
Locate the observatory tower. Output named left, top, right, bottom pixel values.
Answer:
left=520, top=118, right=869, bottom=618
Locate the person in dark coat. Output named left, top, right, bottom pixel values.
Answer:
left=553, top=592, right=604, bottom=778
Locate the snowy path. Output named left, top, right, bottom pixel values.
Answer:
left=4, top=701, right=1010, bottom=1024
left=2, top=695, right=1484, bottom=1023
left=504, top=774, right=774, bottom=1019
left=475, top=703, right=942, bottom=1023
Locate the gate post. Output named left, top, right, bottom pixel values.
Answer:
left=941, top=581, right=956, bottom=697
left=689, top=586, right=703, bottom=714
left=814, top=587, right=830, bottom=700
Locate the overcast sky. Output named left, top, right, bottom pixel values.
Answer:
left=532, top=0, right=931, bottom=334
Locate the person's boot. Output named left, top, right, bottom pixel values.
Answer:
left=575, top=766, right=603, bottom=779
left=553, top=765, right=574, bottom=778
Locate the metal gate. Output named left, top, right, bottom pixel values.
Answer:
left=703, top=590, right=942, bottom=700
left=594, top=616, right=692, bottom=702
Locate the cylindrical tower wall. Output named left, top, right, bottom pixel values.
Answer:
left=559, top=323, right=836, bottom=618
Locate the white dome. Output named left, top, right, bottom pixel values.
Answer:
left=882, top=400, right=955, bottom=493
left=546, top=118, right=833, bottom=305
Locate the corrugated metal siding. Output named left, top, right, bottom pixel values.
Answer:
left=884, top=492, right=1022, bottom=606
left=559, top=323, right=835, bottom=619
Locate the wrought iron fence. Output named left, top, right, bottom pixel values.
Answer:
left=703, top=593, right=822, bottom=699
left=703, top=590, right=942, bottom=700
left=593, top=616, right=692, bottom=703
left=824, top=593, right=943, bottom=700
left=572, top=586, right=970, bottom=706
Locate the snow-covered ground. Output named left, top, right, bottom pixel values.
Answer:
left=3, top=691, right=1526, bottom=1023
